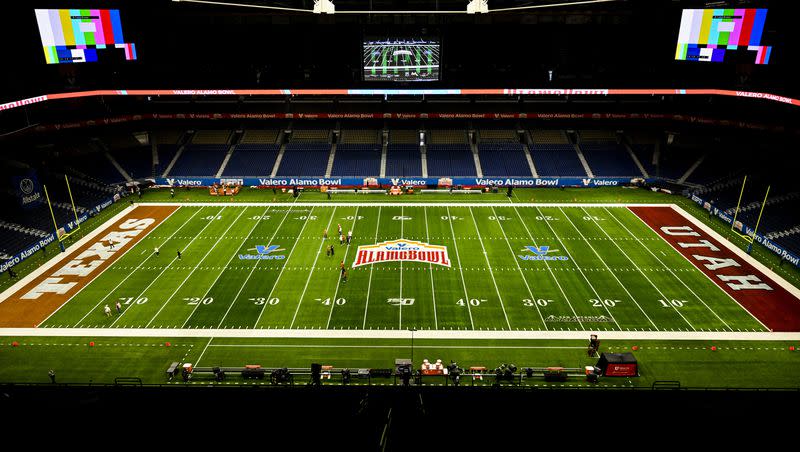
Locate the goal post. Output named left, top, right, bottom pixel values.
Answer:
left=43, top=175, right=82, bottom=252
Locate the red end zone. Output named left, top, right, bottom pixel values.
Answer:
left=630, top=206, right=800, bottom=332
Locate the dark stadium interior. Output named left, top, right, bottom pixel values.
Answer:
left=1, top=0, right=799, bottom=443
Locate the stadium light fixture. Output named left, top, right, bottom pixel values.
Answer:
left=467, top=0, right=488, bottom=14
left=313, top=0, right=335, bottom=14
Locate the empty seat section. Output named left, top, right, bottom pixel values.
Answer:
left=276, top=143, right=331, bottom=177
left=385, top=144, right=422, bottom=177
left=110, top=147, right=152, bottom=180
left=340, top=129, right=379, bottom=145
left=241, top=130, right=280, bottom=144
left=478, top=143, right=532, bottom=177
left=581, top=143, right=641, bottom=177
left=530, top=144, right=586, bottom=177
left=331, top=144, right=381, bottom=177
left=192, top=130, right=231, bottom=144
left=168, top=145, right=228, bottom=176
left=426, top=144, right=476, bottom=176
left=222, top=144, right=280, bottom=176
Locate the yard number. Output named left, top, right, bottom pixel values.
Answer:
left=202, top=215, right=222, bottom=220
left=318, top=297, right=346, bottom=306
left=185, top=297, right=213, bottom=305
left=523, top=298, right=552, bottom=307
left=590, top=298, right=620, bottom=308
left=441, top=216, right=460, bottom=220
left=583, top=216, right=603, bottom=221
left=297, top=215, right=318, bottom=220
left=344, top=216, right=364, bottom=220
left=251, top=215, right=272, bottom=220
left=658, top=299, right=687, bottom=308
left=535, top=215, right=556, bottom=221
left=119, top=297, right=147, bottom=305
left=488, top=216, right=509, bottom=221
left=250, top=297, right=280, bottom=306
left=457, top=298, right=485, bottom=307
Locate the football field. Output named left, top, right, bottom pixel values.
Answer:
left=6, top=201, right=785, bottom=334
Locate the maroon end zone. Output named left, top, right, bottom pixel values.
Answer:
left=629, top=206, right=800, bottom=332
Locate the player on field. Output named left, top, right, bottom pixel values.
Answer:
left=340, top=261, right=345, bottom=275
left=177, top=250, right=182, bottom=260
left=340, top=234, right=345, bottom=245
left=116, top=301, right=122, bottom=314
left=342, top=270, right=348, bottom=283
left=330, top=245, right=335, bottom=257
left=104, top=305, right=112, bottom=317
left=347, top=230, right=352, bottom=245
left=323, top=228, right=328, bottom=239
left=337, top=223, right=342, bottom=236
left=154, top=246, right=160, bottom=256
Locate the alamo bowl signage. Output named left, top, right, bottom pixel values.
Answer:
left=352, top=239, right=451, bottom=268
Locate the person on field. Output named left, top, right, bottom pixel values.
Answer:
left=177, top=250, right=182, bottom=259
left=8, top=268, right=16, bottom=279
left=115, top=301, right=122, bottom=314
left=170, top=188, right=175, bottom=198
left=48, top=369, right=56, bottom=384
left=323, top=228, right=328, bottom=239
left=108, top=240, right=115, bottom=250
left=326, top=246, right=331, bottom=257
left=339, top=234, right=344, bottom=246
left=154, top=246, right=160, bottom=257
left=342, top=270, right=348, bottom=283
left=347, top=230, right=352, bottom=245
left=104, top=305, right=112, bottom=317
left=337, top=223, right=342, bottom=236
left=330, top=245, right=335, bottom=257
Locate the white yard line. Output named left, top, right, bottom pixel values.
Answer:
left=467, top=207, right=512, bottom=330
left=326, top=206, right=360, bottom=329
left=363, top=206, right=382, bottom=329
left=3, top=327, right=799, bottom=341
left=446, top=206, right=475, bottom=330
left=253, top=207, right=317, bottom=327
left=399, top=206, right=404, bottom=329
left=423, top=207, right=438, bottom=329
left=143, top=207, right=248, bottom=327
left=180, top=206, right=269, bottom=328
left=194, top=337, right=214, bottom=366
left=509, top=205, right=584, bottom=330
left=607, top=207, right=732, bottom=331
left=217, top=206, right=294, bottom=327
left=102, top=206, right=226, bottom=327
left=45, top=206, right=187, bottom=327
left=558, top=207, right=660, bottom=331
left=534, top=206, right=621, bottom=330
left=490, top=206, right=547, bottom=330
left=581, top=206, right=696, bottom=331
left=289, top=208, right=339, bottom=328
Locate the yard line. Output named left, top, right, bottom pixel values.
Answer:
left=195, top=337, right=214, bottom=366
left=509, top=205, right=584, bottom=329
left=423, top=207, right=438, bottom=329
left=399, top=206, right=404, bottom=329
left=362, top=206, right=382, bottom=329
left=217, top=206, right=294, bottom=327
left=180, top=206, right=272, bottom=328
left=581, top=207, right=696, bottom=331
left=534, top=207, right=621, bottom=330
left=325, top=206, right=360, bottom=329
left=557, top=207, right=659, bottom=330
left=446, top=207, right=474, bottom=330
left=289, top=207, right=338, bottom=328
left=467, top=207, right=512, bottom=330
left=253, top=207, right=316, bottom=327
left=142, top=207, right=247, bottom=327
left=66, top=206, right=192, bottom=327
left=614, top=208, right=739, bottom=330
left=490, top=206, right=547, bottom=330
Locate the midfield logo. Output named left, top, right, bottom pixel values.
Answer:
left=239, top=245, right=287, bottom=260
left=352, top=239, right=451, bottom=268
left=518, top=245, right=569, bottom=261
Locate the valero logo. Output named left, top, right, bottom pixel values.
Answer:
left=518, top=245, right=569, bottom=261
left=352, top=239, right=451, bottom=268
left=239, top=245, right=286, bottom=260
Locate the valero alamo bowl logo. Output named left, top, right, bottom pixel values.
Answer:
left=352, top=239, right=451, bottom=268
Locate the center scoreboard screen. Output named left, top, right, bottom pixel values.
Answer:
left=675, top=8, right=772, bottom=64
left=363, top=38, right=440, bottom=82
left=34, top=9, right=137, bottom=64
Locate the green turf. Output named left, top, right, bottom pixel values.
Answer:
left=1, top=336, right=798, bottom=388
left=41, top=203, right=765, bottom=332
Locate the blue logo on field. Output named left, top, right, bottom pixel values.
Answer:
left=239, top=245, right=286, bottom=260
left=518, top=245, right=569, bottom=261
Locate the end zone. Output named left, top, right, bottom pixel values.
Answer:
left=0, top=205, right=179, bottom=327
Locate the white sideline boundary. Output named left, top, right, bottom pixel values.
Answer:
left=1, top=327, right=799, bottom=341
